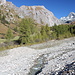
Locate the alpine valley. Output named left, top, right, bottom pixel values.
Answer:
left=0, top=0, right=75, bottom=75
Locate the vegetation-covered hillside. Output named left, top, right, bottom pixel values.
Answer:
left=0, top=2, right=75, bottom=46
left=0, top=15, right=75, bottom=51
left=0, top=4, right=21, bottom=38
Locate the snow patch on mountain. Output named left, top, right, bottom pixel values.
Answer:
left=60, top=12, right=75, bottom=23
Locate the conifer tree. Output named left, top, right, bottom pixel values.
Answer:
left=19, top=18, right=36, bottom=44
left=45, top=24, right=51, bottom=38
left=19, top=19, right=31, bottom=44
left=6, top=28, right=13, bottom=42
left=40, top=26, right=47, bottom=41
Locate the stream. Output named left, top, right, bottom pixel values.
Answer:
left=28, top=54, right=48, bottom=75
left=28, top=48, right=75, bottom=75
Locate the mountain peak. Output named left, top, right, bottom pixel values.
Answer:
left=69, top=12, right=75, bottom=15
left=60, top=12, right=75, bottom=23
left=19, top=5, right=61, bottom=26
left=0, top=0, right=61, bottom=26
left=0, top=0, right=6, bottom=5
left=68, top=12, right=75, bottom=17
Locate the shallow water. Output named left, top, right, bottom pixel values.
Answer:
left=28, top=54, right=48, bottom=75
left=28, top=47, right=75, bottom=75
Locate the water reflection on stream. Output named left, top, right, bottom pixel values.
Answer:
left=28, top=54, right=49, bottom=75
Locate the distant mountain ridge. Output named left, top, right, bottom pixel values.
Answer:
left=60, top=12, right=75, bottom=23
left=0, top=0, right=61, bottom=26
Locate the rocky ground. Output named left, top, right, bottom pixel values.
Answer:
left=0, top=37, right=75, bottom=75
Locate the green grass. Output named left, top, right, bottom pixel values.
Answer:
left=0, top=39, right=6, bottom=43
left=12, top=36, right=20, bottom=41
left=0, top=36, right=20, bottom=51
left=0, top=36, right=19, bottom=43
left=0, top=45, right=21, bottom=51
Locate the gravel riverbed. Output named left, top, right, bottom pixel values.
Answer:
left=0, top=37, right=75, bottom=75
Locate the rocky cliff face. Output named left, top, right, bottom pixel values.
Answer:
left=60, top=12, right=75, bottom=23
left=0, top=0, right=61, bottom=26
left=19, top=5, right=61, bottom=26
left=0, top=1, right=20, bottom=23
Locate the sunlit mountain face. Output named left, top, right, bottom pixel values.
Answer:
left=60, top=12, right=75, bottom=23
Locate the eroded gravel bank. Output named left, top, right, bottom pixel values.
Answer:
left=0, top=37, right=75, bottom=75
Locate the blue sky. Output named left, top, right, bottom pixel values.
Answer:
left=7, top=0, right=75, bottom=19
